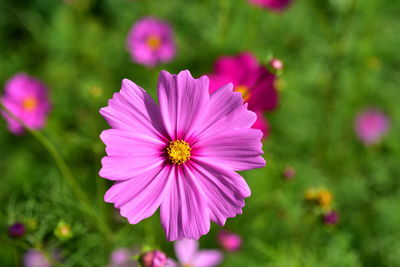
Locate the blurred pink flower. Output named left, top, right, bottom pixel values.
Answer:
left=283, top=166, right=296, bottom=180
left=248, top=0, right=292, bottom=12
left=23, top=249, right=51, bottom=267
left=100, top=70, right=265, bottom=241
left=207, top=52, right=278, bottom=138
left=323, top=211, right=339, bottom=225
left=142, top=251, right=167, bottom=267
left=167, top=239, right=223, bottom=267
left=108, top=248, right=137, bottom=267
left=217, top=230, right=242, bottom=252
left=355, top=108, right=390, bottom=145
left=127, top=17, right=176, bottom=67
left=1, top=73, right=51, bottom=135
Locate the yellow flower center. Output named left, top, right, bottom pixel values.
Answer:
left=182, top=264, right=193, bottom=267
left=234, top=85, right=250, bottom=101
left=146, top=34, right=162, bottom=51
left=167, top=140, right=191, bottom=164
left=22, top=97, right=38, bottom=111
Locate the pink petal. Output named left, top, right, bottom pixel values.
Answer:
left=99, top=129, right=165, bottom=180
left=105, top=165, right=171, bottom=224
left=190, top=84, right=256, bottom=141
left=192, top=128, right=265, bottom=171
left=192, top=250, right=223, bottom=267
left=214, top=52, right=259, bottom=86
left=248, top=69, right=278, bottom=111
left=165, top=259, right=178, bottom=267
left=189, top=160, right=251, bottom=226
left=252, top=112, right=270, bottom=139
left=157, top=70, right=209, bottom=140
left=174, top=239, right=199, bottom=264
left=207, top=74, right=233, bottom=94
left=160, top=165, right=210, bottom=241
left=100, top=79, right=167, bottom=140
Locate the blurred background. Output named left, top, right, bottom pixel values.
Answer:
left=1, top=0, right=399, bottom=266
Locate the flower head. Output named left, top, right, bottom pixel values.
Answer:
left=207, top=52, right=278, bottom=138
left=355, top=108, right=390, bottom=146
left=282, top=166, right=296, bottom=180
left=167, top=239, right=223, bottom=267
left=1, top=73, right=51, bottom=135
left=8, top=222, right=26, bottom=238
left=54, top=221, right=73, bottom=240
left=23, top=249, right=51, bottom=267
left=100, top=70, right=265, bottom=241
left=217, top=230, right=242, bottom=252
left=323, top=211, right=339, bottom=225
left=248, top=0, right=292, bottom=12
left=142, top=251, right=167, bottom=267
left=109, top=248, right=137, bottom=267
left=127, top=17, right=176, bottom=67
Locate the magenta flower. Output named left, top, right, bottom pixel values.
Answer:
left=207, top=52, right=278, bottom=138
left=1, top=73, right=51, bottom=135
left=355, top=108, right=390, bottom=146
left=323, top=211, right=339, bottom=225
left=127, top=17, right=176, bottom=67
left=99, top=70, right=265, bottom=241
left=248, top=0, right=292, bottom=11
left=217, top=230, right=242, bottom=252
left=23, top=249, right=51, bottom=267
left=142, top=251, right=167, bottom=267
left=8, top=222, right=26, bottom=238
left=167, top=239, right=223, bottom=267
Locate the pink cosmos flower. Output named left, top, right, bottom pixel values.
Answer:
left=355, top=108, right=390, bottom=146
left=23, top=249, right=51, bottom=267
left=99, top=70, right=265, bottom=241
left=248, top=0, right=292, bottom=12
left=207, top=52, right=278, bottom=138
left=217, top=230, right=242, bottom=252
left=127, top=17, right=176, bottom=67
left=167, top=239, right=223, bottom=267
left=1, top=73, right=51, bottom=135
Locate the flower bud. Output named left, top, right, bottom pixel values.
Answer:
left=141, top=250, right=167, bottom=267
left=218, top=230, right=242, bottom=252
left=8, top=222, right=26, bottom=238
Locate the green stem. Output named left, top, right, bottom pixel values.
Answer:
left=1, top=103, right=113, bottom=243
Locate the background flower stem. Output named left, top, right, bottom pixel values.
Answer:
left=0, top=103, right=113, bottom=244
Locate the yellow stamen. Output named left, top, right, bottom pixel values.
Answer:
left=22, top=97, right=38, bottom=111
left=146, top=34, right=162, bottom=51
left=167, top=140, right=191, bottom=164
left=182, top=264, right=193, bottom=267
left=234, top=85, right=250, bottom=101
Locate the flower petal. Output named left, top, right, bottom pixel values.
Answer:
left=214, top=52, right=259, bottom=86
left=100, top=79, right=167, bottom=140
left=192, top=128, right=265, bottom=171
left=174, top=239, right=199, bottom=265
left=188, top=160, right=251, bottom=226
left=192, top=250, right=223, bottom=267
left=157, top=70, right=209, bottom=140
left=99, top=129, right=165, bottom=180
left=190, top=84, right=256, bottom=141
left=165, top=259, right=178, bottom=267
left=105, top=165, right=171, bottom=224
left=160, top=165, right=210, bottom=241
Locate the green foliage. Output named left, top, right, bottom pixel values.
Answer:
left=1, top=0, right=400, bottom=266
